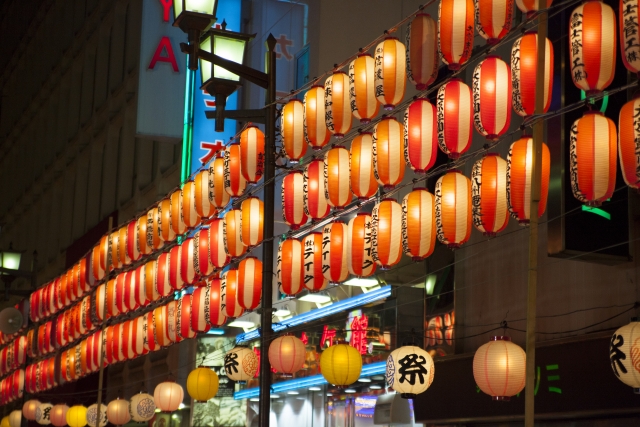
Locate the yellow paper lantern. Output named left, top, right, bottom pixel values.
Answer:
left=106, top=399, right=130, bottom=426
left=66, top=405, right=88, bottom=427
left=154, top=381, right=184, bottom=413
left=473, top=336, right=526, bottom=400
left=320, top=343, right=362, bottom=386
left=1, top=417, right=10, bottom=427
left=187, top=367, right=219, bottom=402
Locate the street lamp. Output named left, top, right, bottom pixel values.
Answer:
left=173, top=0, right=219, bottom=71
left=0, top=243, right=37, bottom=298
left=0, top=244, right=21, bottom=275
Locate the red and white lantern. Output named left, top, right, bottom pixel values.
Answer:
left=435, top=170, right=472, bottom=248
left=324, top=147, right=352, bottom=209
left=277, top=238, right=304, bottom=296
left=223, top=209, right=247, bottom=259
left=180, top=238, right=198, bottom=285
left=194, top=229, right=214, bottom=277
left=302, top=233, right=328, bottom=292
left=439, top=0, right=475, bottom=70
left=350, top=132, right=378, bottom=200
left=194, top=169, right=216, bottom=219
left=282, top=171, right=308, bottom=230
left=177, top=295, right=196, bottom=341
left=373, top=117, right=405, bottom=190
left=304, top=86, right=331, bottom=150
left=155, top=252, right=172, bottom=297
left=223, top=144, right=247, bottom=197
left=190, top=286, right=211, bottom=333
left=240, top=197, right=264, bottom=248
left=209, top=156, right=231, bottom=209
left=511, top=31, right=554, bottom=117
left=237, top=257, right=262, bottom=310
left=303, top=159, right=331, bottom=220
left=240, top=125, right=265, bottom=184
left=437, top=79, right=472, bottom=159
left=473, top=56, right=512, bottom=141
left=322, top=221, right=349, bottom=283
left=207, top=278, right=227, bottom=327
left=471, top=154, right=509, bottom=236
left=475, top=0, right=514, bottom=43
left=371, top=199, right=403, bottom=269
left=348, top=53, right=379, bottom=123
left=404, top=98, right=437, bottom=173
left=347, top=213, right=376, bottom=277
left=374, top=37, right=407, bottom=109
left=221, top=270, right=244, bottom=319
left=402, top=189, right=436, bottom=260
left=208, top=218, right=230, bottom=269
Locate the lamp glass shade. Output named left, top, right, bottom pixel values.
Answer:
left=1, top=249, right=21, bottom=272
left=200, top=35, right=247, bottom=83
left=175, top=0, right=217, bottom=16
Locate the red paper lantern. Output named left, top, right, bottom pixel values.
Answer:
left=402, top=189, right=436, bottom=260
left=153, top=306, right=172, bottom=348
left=321, top=221, right=349, bottom=283
left=137, top=214, right=152, bottom=257
left=177, top=296, right=196, bottom=340
left=208, top=218, right=231, bottom=269
left=159, top=198, right=176, bottom=243
left=471, top=154, right=509, bottom=236
left=282, top=99, right=307, bottom=162
left=406, top=13, right=439, bottom=90
left=619, top=97, right=640, bottom=190
left=194, top=229, right=214, bottom=277
left=303, top=159, right=330, bottom=220
left=373, top=117, right=405, bottom=190
left=147, top=207, right=164, bottom=251
left=134, top=265, right=149, bottom=308
left=516, top=0, right=552, bottom=17
left=302, top=233, right=328, bottom=292
left=207, top=278, right=227, bottom=326
left=374, top=37, right=406, bottom=109
left=237, top=257, right=262, bottom=310
left=224, top=144, right=247, bottom=197
left=511, top=31, right=554, bottom=117
left=282, top=171, right=308, bottom=230
left=347, top=213, right=376, bottom=277
left=476, top=0, right=514, bottom=44
left=437, top=79, right=472, bottom=159
left=350, top=132, right=378, bottom=200
left=324, top=147, right=352, bottom=209
left=209, top=156, right=231, bottom=209
left=126, top=220, right=141, bottom=263
left=240, top=196, right=264, bottom=248
left=371, top=199, right=403, bottom=269
left=144, top=311, right=158, bottom=353
left=277, top=238, right=304, bottom=296
left=438, top=0, right=475, bottom=70
left=224, top=209, right=247, bottom=259
left=190, top=286, right=211, bottom=333
left=404, top=98, right=437, bottom=173
left=325, top=71, right=352, bottom=138
left=473, top=56, right=512, bottom=141
left=240, top=125, right=265, bottom=184
left=435, top=170, right=472, bottom=248
left=348, top=53, right=379, bottom=124
left=222, top=269, right=244, bottom=319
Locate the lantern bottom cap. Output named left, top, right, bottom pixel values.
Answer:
left=400, top=393, right=417, bottom=399
left=412, top=256, right=426, bottom=262
left=288, top=159, right=300, bottom=164
left=359, top=119, right=371, bottom=124
left=412, top=169, right=427, bottom=175
left=585, top=200, right=603, bottom=207
left=492, top=396, right=511, bottom=401
left=382, top=185, right=396, bottom=191
left=486, top=38, right=500, bottom=45
left=312, top=146, right=325, bottom=151
left=585, top=89, right=603, bottom=97
left=333, top=133, right=345, bottom=139
left=483, top=232, right=497, bottom=238
left=289, top=225, right=301, bottom=230
left=415, top=84, right=428, bottom=91
left=447, top=243, right=461, bottom=250
left=447, top=63, right=461, bottom=71
left=448, top=153, right=460, bottom=160
left=485, top=134, right=499, bottom=141
left=383, top=104, right=395, bottom=111
left=518, top=219, right=530, bottom=226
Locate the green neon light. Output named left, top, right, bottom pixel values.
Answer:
left=548, top=387, right=562, bottom=394
left=181, top=56, right=196, bottom=184
left=582, top=205, right=611, bottom=220
left=534, top=366, right=540, bottom=396
left=547, top=375, right=560, bottom=381
left=546, top=364, right=559, bottom=371
left=580, top=90, right=609, bottom=113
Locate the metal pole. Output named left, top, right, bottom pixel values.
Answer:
left=95, top=217, right=112, bottom=427
left=524, top=5, right=548, bottom=427
left=258, top=33, right=277, bottom=427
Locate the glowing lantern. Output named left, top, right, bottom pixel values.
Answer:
left=435, top=170, right=472, bottom=248
left=304, top=85, right=331, bottom=150
left=282, top=99, right=307, bottom=162
left=473, top=336, right=526, bottom=400
left=35, top=402, right=53, bottom=425
left=154, top=381, right=183, bottom=413
left=66, top=405, right=87, bottom=427
left=610, top=319, right=640, bottom=392
left=159, top=198, right=175, bottom=243
left=621, top=0, right=640, bottom=75
left=165, top=300, right=179, bottom=343
left=322, top=221, right=349, bottom=284
left=325, top=71, right=352, bottom=138
left=619, top=98, right=640, bottom=189
left=208, top=218, right=230, bottom=268
left=187, top=367, right=219, bottom=402
left=570, top=111, right=617, bottom=206
left=371, top=199, right=403, bottom=269
left=144, top=260, right=160, bottom=303
left=207, top=278, right=227, bottom=326
left=24, top=399, right=40, bottom=420
left=437, top=79, right=472, bottom=159
left=404, top=98, right=437, bottom=173
left=224, top=346, right=259, bottom=381
left=320, top=343, right=362, bottom=386
left=168, top=245, right=185, bottom=292
left=223, top=209, right=247, bottom=258
left=121, top=320, right=135, bottom=360
left=153, top=306, right=171, bottom=348
left=348, top=53, right=379, bottom=123
left=106, top=399, right=130, bottom=426
left=49, top=405, right=68, bottom=427
left=180, top=238, right=197, bottom=285
left=178, top=295, right=197, bottom=340
left=132, top=315, right=148, bottom=357
left=476, top=0, right=514, bottom=44
left=85, top=404, right=107, bottom=427
left=240, top=196, right=264, bottom=247
left=350, top=132, right=378, bottom=200
left=194, top=169, right=216, bottom=219
left=155, top=252, right=172, bottom=297
left=237, top=257, right=262, bottom=310
left=240, top=125, right=265, bottom=183
left=194, top=229, right=214, bottom=277
left=126, top=220, right=141, bottom=263
left=277, top=238, right=304, bottom=296
left=117, top=227, right=129, bottom=267
left=282, top=171, right=308, bottom=229
left=470, top=154, right=508, bottom=237
left=324, top=147, right=352, bottom=209
left=147, top=207, right=164, bottom=251
left=1, top=417, right=7, bottom=427
left=129, top=393, right=156, bottom=422
left=269, top=335, right=306, bottom=375
left=169, top=189, right=186, bottom=236
left=347, top=213, right=376, bottom=277
left=406, top=13, right=439, bottom=90
left=190, top=286, right=210, bottom=333
left=569, top=0, right=616, bottom=94
left=133, top=265, right=148, bottom=308
left=516, top=0, right=552, bottom=17
left=224, top=144, right=247, bottom=197
left=209, top=156, right=231, bottom=209
left=511, top=31, right=554, bottom=117
left=386, top=346, right=435, bottom=397
left=136, top=214, right=152, bottom=258
left=303, top=159, right=331, bottom=220
left=9, top=411, right=21, bottom=427
left=506, top=137, right=551, bottom=224
left=374, top=37, right=406, bottom=109
left=373, top=117, right=405, bottom=190
left=222, top=270, right=244, bottom=318
left=473, top=56, right=512, bottom=141
left=438, top=0, right=475, bottom=70
left=302, top=233, right=328, bottom=292
left=402, top=189, right=436, bottom=260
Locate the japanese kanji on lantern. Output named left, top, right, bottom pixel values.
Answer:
left=117, top=226, right=130, bottom=267
left=223, top=144, right=247, bottom=197
left=350, top=132, right=378, bottom=200
left=159, top=198, right=175, bottom=243
left=471, top=154, right=509, bottom=236
left=303, top=159, right=331, bottom=220
left=153, top=305, right=172, bottom=348
left=325, top=71, right=353, bottom=138
left=322, top=221, right=350, bottom=283
left=435, top=170, right=472, bottom=249
left=406, top=13, right=439, bottom=90
left=194, top=229, right=214, bottom=277
left=475, top=0, right=513, bottom=44
left=349, top=53, right=379, bottom=123
left=208, top=218, right=231, bottom=269
left=269, top=335, right=306, bottom=376
left=126, top=220, right=141, bottom=263
left=209, top=155, right=231, bottom=209
left=511, top=31, right=554, bottom=117
left=386, top=345, right=435, bottom=398
left=282, top=99, right=307, bottom=162
left=347, top=213, right=376, bottom=277
left=223, top=209, right=247, bottom=259
left=372, top=199, right=403, bottom=269
left=569, top=0, right=616, bottom=95
left=221, top=269, right=244, bottom=319
left=282, top=171, right=308, bottom=230
left=207, top=278, right=227, bottom=326
left=240, top=125, right=265, bottom=184
left=110, top=230, right=122, bottom=270
left=324, top=147, right=352, bottom=209
left=610, top=319, right=640, bottom=393
left=190, top=286, right=210, bottom=333
left=237, top=257, right=262, bottom=310
left=177, top=296, right=196, bottom=341
left=165, top=301, right=180, bottom=343
left=277, top=238, right=305, bottom=296
left=621, top=0, right=640, bottom=76
left=304, top=85, right=331, bottom=150
left=472, top=56, right=512, bottom=141
left=373, top=117, right=405, bottom=190
left=155, top=252, right=172, bottom=297
left=569, top=111, right=617, bottom=206
left=320, top=342, right=362, bottom=386
left=168, top=245, right=184, bottom=291
left=473, top=336, right=526, bottom=400
left=402, top=188, right=436, bottom=260
left=147, top=207, right=164, bottom=251
left=302, top=232, right=328, bottom=292
left=194, top=169, right=216, bottom=219
left=86, top=404, right=107, bottom=427
left=618, top=97, right=640, bottom=190
left=438, top=0, right=475, bottom=70
left=437, top=79, right=472, bottom=159
left=224, top=346, right=259, bottom=381
left=374, top=37, right=407, bottom=110
left=404, top=98, right=437, bottom=173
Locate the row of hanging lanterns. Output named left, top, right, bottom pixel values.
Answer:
left=0, top=369, right=24, bottom=405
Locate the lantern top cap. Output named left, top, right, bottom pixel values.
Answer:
left=446, top=169, right=463, bottom=175
left=357, top=52, right=373, bottom=58
left=484, top=152, right=500, bottom=157
left=309, top=84, right=325, bottom=89
left=415, top=12, right=432, bottom=17
left=583, top=109, right=604, bottom=116
left=383, top=36, right=399, bottom=41
left=242, top=255, right=259, bottom=260
left=491, top=336, right=511, bottom=341
left=331, top=70, right=348, bottom=75
left=287, top=98, right=304, bottom=104
left=356, top=212, right=372, bottom=217
left=484, top=54, right=502, bottom=60
left=381, top=197, right=398, bottom=202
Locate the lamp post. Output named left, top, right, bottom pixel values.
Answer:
left=0, top=244, right=37, bottom=299
left=175, top=12, right=277, bottom=427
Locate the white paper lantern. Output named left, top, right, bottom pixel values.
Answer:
left=224, top=346, right=259, bottom=382
left=610, top=319, right=640, bottom=393
left=35, top=402, right=53, bottom=425
left=385, top=345, right=435, bottom=398
left=473, top=336, right=526, bottom=400
left=86, top=404, right=107, bottom=427
left=129, top=393, right=156, bottom=423
left=154, top=381, right=184, bottom=413
left=106, top=399, right=131, bottom=426
left=9, top=411, right=21, bottom=427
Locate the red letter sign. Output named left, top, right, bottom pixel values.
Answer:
left=149, top=36, right=179, bottom=72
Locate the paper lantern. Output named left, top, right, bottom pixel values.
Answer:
left=240, top=125, right=265, bottom=184
left=224, top=346, right=259, bottom=381
left=237, top=257, right=262, bottom=310
left=303, top=159, right=331, bottom=220
left=135, top=214, right=152, bottom=258
left=506, top=137, right=551, bottom=224
left=134, top=265, right=149, bottom=307
left=282, top=99, right=307, bottom=162
left=473, top=56, right=512, bottom=141
left=304, top=85, right=331, bottom=150
left=132, top=315, right=148, bottom=357
left=126, top=220, right=141, bottom=263
left=619, top=98, right=640, bottom=189
left=177, top=296, right=196, bottom=341
left=282, top=171, right=308, bottom=229
left=348, top=53, right=379, bottom=123
left=621, top=0, right=640, bottom=75
left=143, top=260, right=160, bottom=303
left=373, top=117, right=405, bottom=190
left=516, top=0, right=552, bottom=16
left=187, top=367, right=219, bottom=402
left=208, top=218, right=230, bottom=269
left=1, top=417, right=7, bottom=427
left=269, top=335, right=305, bottom=375
left=371, top=199, right=403, bottom=269
left=222, top=270, right=244, bottom=318
left=99, top=235, right=110, bottom=273
left=190, top=286, right=211, bottom=333
left=153, top=306, right=171, bottom=348
left=350, top=132, right=378, bottom=200
left=404, top=98, right=437, bottom=173
left=49, top=405, right=68, bottom=427
left=435, top=170, right=472, bottom=248
left=223, top=209, right=247, bottom=258
left=194, top=229, right=214, bottom=278
left=168, top=190, right=186, bottom=237
left=386, top=345, right=435, bottom=398
left=207, top=278, right=227, bottom=326
left=209, top=156, right=231, bottom=209
left=85, top=404, right=107, bottom=427
left=147, top=207, right=164, bottom=251
left=320, top=343, right=362, bottom=386
left=66, top=405, right=87, bottom=427
left=476, top=0, right=514, bottom=44
left=402, top=189, right=436, bottom=260
left=471, top=154, right=509, bottom=236
left=347, top=213, right=376, bottom=277
left=129, top=393, right=156, bottom=422
left=569, top=0, right=616, bottom=94
left=223, top=144, right=247, bottom=197
left=324, top=147, right=352, bottom=209
left=24, top=399, right=41, bottom=420
left=511, top=31, right=554, bottom=117
left=437, top=79, right=472, bottom=159
left=9, top=410, right=21, bottom=427
left=180, top=238, right=197, bottom=285
left=158, top=198, right=175, bottom=243
left=325, top=71, right=352, bottom=138
left=570, top=111, right=617, bottom=206
left=277, top=238, right=304, bottom=296
left=35, top=402, right=53, bottom=425
left=106, top=399, right=130, bottom=426
left=120, top=320, right=135, bottom=360
left=610, top=319, right=640, bottom=392
left=194, top=169, right=216, bottom=218
left=165, top=300, right=180, bottom=343
left=302, top=232, right=329, bottom=292
left=438, top=0, right=475, bottom=70
left=406, top=13, right=439, bottom=90
left=374, top=37, right=406, bottom=109
left=322, top=221, right=349, bottom=284
left=154, top=381, right=183, bottom=413
left=240, top=196, right=264, bottom=247
left=473, top=336, right=526, bottom=400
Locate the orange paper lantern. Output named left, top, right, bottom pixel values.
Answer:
left=208, top=218, right=231, bottom=269
left=438, top=0, right=475, bottom=70
left=511, top=31, right=554, bottom=117
left=325, top=71, right=352, bottom=138
left=618, top=97, right=640, bottom=190
left=207, top=278, right=227, bottom=327
left=194, top=169, right=216, bottom=218
left=170, top=189, right=187, bottom=236
left=223, top=144, right=247, bottom=197
left=476, top=0, right=514, bottom=43
left=209, top=156, right=231, bottom=209
left=302, top=232, right=328, bottom=292
left=240, top=196, right=264, bottom=248
left=473, top=56, right=512, bottom=141
left=406, top=13, right=439, bottom=90
left=471, top=154, right=509, bottom=236
left=372, top=199, right=403, bottom=269
left=277, top=238, right=304, bottom=296
left=347, top=213, right=376, bottom=277
left=322, top=221, right=349, bottom=283
left=304, top=86, right=331, bottom=150
left=373, top=117, right=405, bottom=190
left=350, top=132, right=378, bottom=200
left=221, top=270, right=244, bottom=318
left=348, top=53, right=379, bottom=123
left=435, top=170, right=472, bottom=248
left=282, top=99, right=307, bottom=162
left=374, top=37, right=406, bottom=109
left=402, top=189, right=436, bottom=260
left=324, top=147, right=353, bottom=209
left=223, top=209, right=247, bottom=259
left=404, top=98, right=437, bottom=173
left=437, top=79, right=472, bottom=159
left=240, top=125, right=265, bottom=184
left=303, top=159, right=331, bottom=220
left=190, top=286, right=211, bottom=333
left=282, top=171, right=308, bottom=230
left=237, top=257, right=262, bottom=310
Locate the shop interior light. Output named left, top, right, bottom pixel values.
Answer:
left=286, top=391, right=299, bottom=395
left=357, top=378, right=371, bottom=383
left=344, top=388, right=357, bottom=393
left=343, top=278, right=381, bottom=292
left=369, top=385, right=382, bottom=390
left=0, top=244, right=22, bottom=275
left=371, top=342, right=386, bottom=347
left=207, top=328, right=225, bottom=335
left=227, top=320, right=256, bottom=329
left=308, top=387, right=322, bottom=391
left=249, top=398, right=260, bottom=402
left=326, top=393, right=333, bottom=397
left=298, top=293, right=332, bottom=304
left=424, top=274, right=437, bottom=295
left=274, top=308, right=291, bottom=317
left=178, top=403, right=186, bottom=410
left=270, top=394, right=280, bottom=399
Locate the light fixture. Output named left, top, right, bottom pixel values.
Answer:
left=178, top=403, right=186, bottom=410
left=298, top=293, right=332, bottom=304
left=424, top=275, right=437, bottom=295
left=371, top=375, right=385, bottom=381
left=154, top=409, right=161, bottom=414
left=270, top=394, right=280, bottom=399
left=227, top=320, right=256, bottom=329
left=342, top=277, right=380, bottom=292
left=308, top=387, right=321, bottom=391
left=358, top=378, right=371, bottom=383
left=274, top=308, right=291, bottom=317
left=369, top=385, right=382, bottom=390
left=249, top=398, right=260, bottom=402
left=207, top=328, right=225, bottom=335
left=172, top=0, right=218, bottom=70
left=326, top=393, right=333, bottom=397
left=0, top=244, right=21, bottom=274
left=286, top=391, right=299, bottom=395
left=344, top=388, right=357, bottom=393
